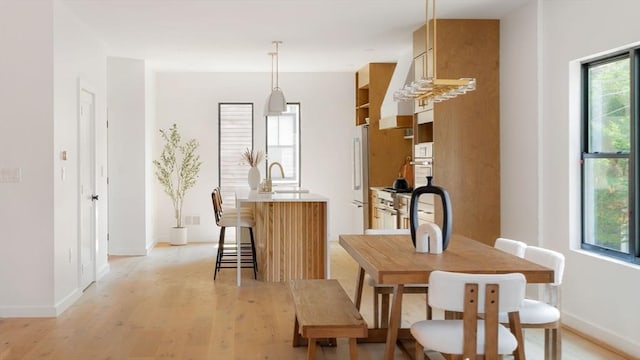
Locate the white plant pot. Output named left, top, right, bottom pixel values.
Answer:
left=170, top=227, right=188, bottom=246
left=248, top=166, right=260, bottom=190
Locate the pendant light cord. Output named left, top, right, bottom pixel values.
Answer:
left=274, top=41, right=281, bottom=90
left=269, top=52, right=275, bottom=90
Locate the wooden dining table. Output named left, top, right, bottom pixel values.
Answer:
left=339, top=233, right=555, bottom=360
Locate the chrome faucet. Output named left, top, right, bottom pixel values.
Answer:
left=264, top=162, right=285, bottom=192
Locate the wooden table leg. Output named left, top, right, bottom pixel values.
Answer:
left=354, top=267, right=365, bottom=310
left=384, top=284, right=404, bottom=360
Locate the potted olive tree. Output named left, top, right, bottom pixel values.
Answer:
left=153, top=123, right=202, bottom=245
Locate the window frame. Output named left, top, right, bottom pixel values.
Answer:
left=580, top=48, right=640, bottom=264
left=218, top=102, right=254, bottom=191
left=265, top=103, right=301, bottom=186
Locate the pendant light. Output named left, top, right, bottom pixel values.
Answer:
left=265, top=40, right=287, bottom=116
left=393, top=0, right=475, bottom=105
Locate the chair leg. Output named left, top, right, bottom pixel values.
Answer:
left=425, top=294, right=432, bottom=320
left=545, top=327, right=561, bottom=360
left=373, top=288, right=379, bottom=328
left=381, top=293, right=390, bottom=328
left=214, top=226, right=226, bottom=280
left=249, top=227, right=257, bottom=279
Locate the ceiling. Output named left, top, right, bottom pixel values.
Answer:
left=62, top=0, right=529, bottom=72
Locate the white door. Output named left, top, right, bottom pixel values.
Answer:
left=79, top=88, right=96, bottom=290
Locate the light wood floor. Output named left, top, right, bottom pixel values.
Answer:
left=0, top=241, right=631, bottom=360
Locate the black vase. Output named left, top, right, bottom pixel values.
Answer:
left=409, top=176, right=452, bottom=250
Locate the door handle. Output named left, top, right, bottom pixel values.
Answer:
left=91, top=194, right=99, bottom=201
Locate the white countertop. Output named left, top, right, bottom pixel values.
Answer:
left=234, top=188, right=328, bottom=203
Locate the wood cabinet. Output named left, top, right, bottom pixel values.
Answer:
left=411, top=20, right=500, bottom=246
left=355, top=67, right=370, bottom=126
left=370, top=190, right=379, bottom=229
left=355, top=63, right=413, bottom=227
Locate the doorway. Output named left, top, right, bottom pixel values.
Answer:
left=78, top=80, right=97, bottom=290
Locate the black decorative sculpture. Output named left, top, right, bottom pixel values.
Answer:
left=410, top=176, right=452, bottom=250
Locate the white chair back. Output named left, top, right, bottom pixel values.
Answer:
left=365, top=228, right=411, bottom=235
left=524, top=246, right=565, bottom=286
left=494, top=237, right=527, bottom=258
left=428, top=271, right=526, bottom=314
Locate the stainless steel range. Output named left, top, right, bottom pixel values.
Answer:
left=372, top=187, right=412, bottom=230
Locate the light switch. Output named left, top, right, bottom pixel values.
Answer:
left=0, top=168, right=22, bottom=183
left=61, top=167, right=66, bottom=181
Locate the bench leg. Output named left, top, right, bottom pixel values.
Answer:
left=307, top=338, right=317, bottom=360
left=292, top=316, right=301, bottom=347
left=349, top=338, right=358, bottom=360
left=415, top=342, right=425, bottom=360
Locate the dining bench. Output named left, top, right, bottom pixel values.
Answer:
left=290, top=279, right=368, bottom=360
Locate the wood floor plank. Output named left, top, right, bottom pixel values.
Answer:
left=0, top=242, right=630, bottom=360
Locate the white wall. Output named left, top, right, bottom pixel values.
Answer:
left=145, top=66, right=157, bottom=251
left=107, top=57, right=150, bottom=255
left=154, top=72, right=354, bottom=243
left=53, top=0, right=108, bottom=312
left=0, top=0, right=108, bottom=316
left=500, top=0, right=541, bottom=245
left=0, top=0, right=55, bottom=316
left=502, top=0, right=640, bottom=355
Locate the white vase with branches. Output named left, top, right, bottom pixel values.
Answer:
left=241, top=148, right=264, bottom=190
left=154, top=123, right=202, bottom=244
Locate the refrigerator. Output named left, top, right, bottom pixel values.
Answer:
left=351, top=125, right=369, bottom=233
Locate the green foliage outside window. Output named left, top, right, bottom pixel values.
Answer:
left=586, top=58, right=630, bottom=252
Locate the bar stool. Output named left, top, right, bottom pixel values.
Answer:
left=211, top=188, right=258, bottom=279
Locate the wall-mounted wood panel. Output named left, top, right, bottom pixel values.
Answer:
left=431, top=20, right=500, bottom=246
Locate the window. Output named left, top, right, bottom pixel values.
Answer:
left=581, top=49, right=639, bottom=264
left=219, top=103, right=253, bottom=199
left=266, top=103, right=301, bottom=186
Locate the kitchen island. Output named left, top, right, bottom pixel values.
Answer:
left=233, top=189, right=328, bottom=285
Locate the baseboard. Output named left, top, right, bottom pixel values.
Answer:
left=108, top=246, right=148, bottom=256
left=563, top=312, right=640, bottom=359
left=54, top=288, right=82, bottom=316
left=97, top=262, right=110, bottom=280
left=145, top=240, right=156, bottom=254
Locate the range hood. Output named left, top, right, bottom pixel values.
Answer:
left=379, top=51, right=414, bottom=129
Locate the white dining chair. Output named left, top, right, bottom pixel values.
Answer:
left=494, top=237, right=527, bottom=258
left=500, top=245, right=565, bottom=360
left=363, top=228, right=430, bottom=328
left=411, top=271, right=527, bottom=360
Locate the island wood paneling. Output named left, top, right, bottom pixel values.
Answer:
left=253, top=201, right=327, bottom=282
